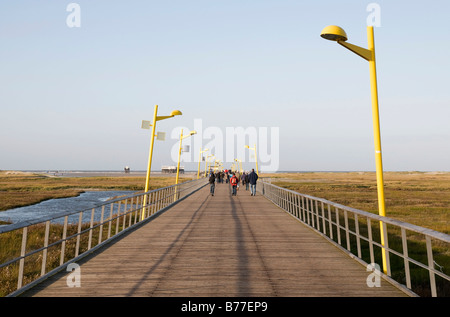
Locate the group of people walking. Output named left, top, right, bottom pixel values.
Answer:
left=208, top=169, right=258, bottom=197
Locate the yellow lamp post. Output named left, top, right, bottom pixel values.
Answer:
left=141, top=105, right=182, bottom=220
left=173, top=129, right=196, bottom=201
left=235, top=159, right=243, bottom=173
left=175, top=129, right=197, bottom=186
left=197, top=148, right=209, bottom=179
left=204, top=154, right=215, bottom=177
left=245, top=144, right=259, bottom=175
left=321, top=25, right=388, bottom=273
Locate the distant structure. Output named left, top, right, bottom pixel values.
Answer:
left=162, top=165, right=184, bottom=174
left=124, top=166, right=130, bottom=173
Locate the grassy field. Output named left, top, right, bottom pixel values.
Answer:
left=1, top=170, right=448, bottom=232
left=263, top=171, right=449, bottom=235
left=0, top=170, right=448, bottom=296
left=0, top=171, right=191, bottom=224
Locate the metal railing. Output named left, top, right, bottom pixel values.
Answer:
left=0, top=178, right=207, bottom=297
left=258, top=180, right=450, bottom=297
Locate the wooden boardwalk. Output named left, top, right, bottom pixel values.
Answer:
left=23, top=182, right=407, bottom=297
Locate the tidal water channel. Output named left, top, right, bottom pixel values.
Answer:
left=0, top=190, right=134, bottom=226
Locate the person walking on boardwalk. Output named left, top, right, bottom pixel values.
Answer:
left=209, top=172, right=216, bottom=196
left=248, top=168, right=258, bottom=196
left=230, top=172, right=238, bottom=196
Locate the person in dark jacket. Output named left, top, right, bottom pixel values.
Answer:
left=248, top=169, right=258, bottom=196
left=209, top=172, right=216, bottom=196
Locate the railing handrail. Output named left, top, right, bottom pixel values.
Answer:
left=0, top=177, right=204, bottom=234
left=261, top=181, right=450, bottom=243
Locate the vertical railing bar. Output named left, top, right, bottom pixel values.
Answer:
left=151, top=192, right=156, bottom=215
left=17, top=226, right=27, bottom=290
left=367, top=217, right=374, bottom=265
left=355, top=213, right=361, bottom=258
left=301, top=196, right=306, bottom=222
left=336, top=207, right=341, bottom=246
left=108, top=203, right=113, bottom=239
left=88, top=208, right=95, bottom=250
left=315, top=200, right=320, bottom=231
left=148, top=192, right=153, bottom=216
left=401, top=228, right=412, bottom=290
left=321, top=202, right=326, bottom=235
left=134, top=195, right=140, bottom=224
left=99, top=205, right=105, bottom=245
left=344, top=209, right=350, bottom=251
left=288, top=191, right=291, bottom=212
left=40, top=220, right=50, bottom=276
left=382, top=221, right=391, bottom=277
left=156, top=190, right=160, bottom=212
left=426, top=236, right=437, bottom=297
left=75, top=212, right=83, bottom=258
left=116, top=201, right=121, bottom=235
left=60, top=215, right=68, bottom=265
left=128, top=197, right=133, bottom=228
left=292, top=192, right=295, bottom=215
left=328, top=204, right=333, bottom=240
left=317, top=200, right=321, bottom=231
left=288, top=192, right=292, bottom=214
left=306, top=198, right=310, bottom=226
left=123, top=198, right=129, bottom=229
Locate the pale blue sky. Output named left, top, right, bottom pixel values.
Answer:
left=1, top=1, right=449, bottom=171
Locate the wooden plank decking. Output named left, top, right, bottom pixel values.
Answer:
left=22, top=182, right=407, bottom=297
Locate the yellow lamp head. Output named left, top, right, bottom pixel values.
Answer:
left=320, top=25, right=348, bottom=42
left=171, top=110, right=182, bottom=116
left=190, top=130, right=197, bottom=136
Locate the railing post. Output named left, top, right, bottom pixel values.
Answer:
left=60, top=215, right=68, bottom=265
left=75, top=212, right=83, bottom=257
left=108, top=204, right=114, bottom=239
left=401, top=228, right=411, bottom=290
left=17, top=227, right=27, bottom=290
left=41, top=220, right=50, bottom=276
left=355, top=214, right=361, bottom=258
left=335, top=207, right=341, bottom=245
left=344, top=210, right=350, bottom=251
left=426, top=236, right=437, bottom=297
left=99, top=205, right=105, bottom=244
left=116, top=201, right=121, bottom=235
left=327, top=204, right=333, bottom=239
left=320, top=202, right=326, bottom=235
left=88, top=208, right=95, bottom=250
left=367, top=217, right=374, bottom=265
left=382, top=221, right=391, bottom=276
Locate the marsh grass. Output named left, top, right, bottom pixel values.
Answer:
left=0, top=189, right=171, bottom=297
left=0, top=218, right=132, bottom=296
left=266, top=171, right=450, bottom=296
left=0, top=171, right=189, bottom=213
left=1, top=171, right=448, bottom=296
left=267, top=172, right=449, bottom=234
left=0, top=172, right=192, bottom=296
